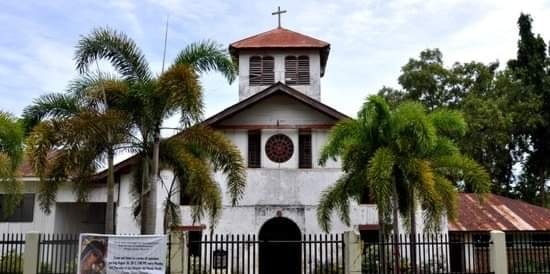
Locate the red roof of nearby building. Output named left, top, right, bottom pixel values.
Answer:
left=449, top=193, right=550, bottom=232
left=19, top=159, right=35, bottom=177
left=229, top=27, right=331, bottom=76
left=18, top=151, right=61, bottom=178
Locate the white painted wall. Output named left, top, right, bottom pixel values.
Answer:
left=238, top=49, right=322, bottom=100
left=0, top=180, right=113, bottom=234
left=220, top=94, right=335, bottom=126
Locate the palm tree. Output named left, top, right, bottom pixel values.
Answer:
left=74, top=27, right=243, bottom=234
left=0, top=111, right=25, bottom=215
left=156, top=125, right=245, bottom=232
left=317, top=96, right=490, bottom=270
left=23, top=76, right=133, bottom=233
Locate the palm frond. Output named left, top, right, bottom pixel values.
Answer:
left=173, top=40, right=237, bottom=83
left=75, top=27, right=152, bottom=82
left=173, top=125, right=246, bottom=205
left=21, top=93, right=81, bottom=134
left=317, top=174, right=353, bottom=232
left=391, top=101, right=436, bottom=155
left=157, top=64, right=203, bottom=126
left=366, top=147, right=395, bottom=217
left=0, top=112, right=24, bottom=170
left=318, top=119, right=358, bottom=166
left=160, top=136, right=226, bottom=227
left=428, top=109, right=466, bottom=139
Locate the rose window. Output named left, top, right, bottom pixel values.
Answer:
left=265, top=134, right=294, bottom=163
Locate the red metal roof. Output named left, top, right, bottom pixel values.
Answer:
left=18, top=151, right=61, bottom=178
left=229, top=27, right=331, bottom=76
left=19, top=159, right=34, bottom=177
left=449, top=193, right=550, bottom=231
left=230, top=27, right=329, bottom=49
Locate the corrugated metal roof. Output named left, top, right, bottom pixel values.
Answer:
left=229, top=27, right=331, bottom=76
left=229, top=27, right=329, bottom=49
left=449, top=193, right=550, bottom=231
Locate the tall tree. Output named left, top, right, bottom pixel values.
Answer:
left=379, top=49, right=521, bottom=197
left=0, top=111, right=24, bottom=215
left=317, top=96, right=490, bottom=270
left=23, top=78, right=133, bottom=234
left=317, top=96, right=490, bottom=231
left=507, top=13, right=550, bottom=207
left=74, top=27, right=243, bottom=233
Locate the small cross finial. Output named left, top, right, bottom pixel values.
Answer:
left=272, top=6, right=287, bottom=28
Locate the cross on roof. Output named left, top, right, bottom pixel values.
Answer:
left=272, top=6, right=287, bottom=28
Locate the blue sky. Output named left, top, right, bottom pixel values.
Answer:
left=2, top=0, right=550, bottom=124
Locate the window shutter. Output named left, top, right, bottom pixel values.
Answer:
left=286, top=56, right=310, bottom=85
left=250, top=56, right=274, bottom=86
left=248, top=130, right=261, bottom=168
left=261, top=57, right=274, bottom=85
left=285, top=56, right=297, bottom=85
left=299, top=130, right=312, bottom=168
left=249, top=56, right=262, bottom=86
left=297, top=56, right=310, bottom=85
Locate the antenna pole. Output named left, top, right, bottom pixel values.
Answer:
left=161, top=15, right=169, bottom=73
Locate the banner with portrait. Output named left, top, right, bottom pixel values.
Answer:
left=77, top=234, right=167, bottom=274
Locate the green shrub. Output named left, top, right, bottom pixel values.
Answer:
left=0, top=251, right=23, bottom=274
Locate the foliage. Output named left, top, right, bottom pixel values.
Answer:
left=0, top=111, right=25, bottom=215
left=23, top=81, right=133, bottom=216
left=377, top=13, right=550, bottom=207
left=317, top=96, right=490, bottom=233
left=0, top=250, right=22, bottom=273
left=511, top=259, right=550, bottom=273
left=507, top=13, right=550, bottom=207
left=311, top=261, right=344, bottom=274
left=74, top=27, right=243, bottom=232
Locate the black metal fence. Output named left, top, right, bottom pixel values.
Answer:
left=0, top=233, right=25, bottom=274
left=187, top=233, right=345, bottom=274
left=36, top=234, right=79, bottom=274
left=506, top=232, right=550, bottom=274
left=362, top=233, right=493, bottom=274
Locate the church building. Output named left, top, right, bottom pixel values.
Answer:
left=113, top=23, right=389, bottom=236
left=1, top=16, right=447, bottom=237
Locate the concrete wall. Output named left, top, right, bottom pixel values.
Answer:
left=0, top=180, right=114, bottom=234
left=238, top=49, right=322, bottom=100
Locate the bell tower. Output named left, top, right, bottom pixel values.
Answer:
left=229, top=9, right=330, bottom=101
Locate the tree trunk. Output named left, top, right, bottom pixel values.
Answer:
left=392, top=180, right=400, bottom=273
left=105, top=149, right=115, bottom=234
left=409, top=188, right=417, bottom=274
left=377, top=209, right=386, bottom=273
left=144, top=130, right=160, bottom=234
left=140, top=155, right=150, bottom=234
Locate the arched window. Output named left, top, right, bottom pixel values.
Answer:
left=285, top=55, right=310, bottom=85
left=249, top=56, right=274, bottom=86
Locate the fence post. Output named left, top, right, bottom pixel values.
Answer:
left=344, top=231, right=362, bottom=274
left=490, top=230, right=508, bottom=274
left=23, top=232, right=40, bottom=274
left=169, top=230, right=187, bottom=274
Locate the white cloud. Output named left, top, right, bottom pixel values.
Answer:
left=1, top=0, right=550, bottom=119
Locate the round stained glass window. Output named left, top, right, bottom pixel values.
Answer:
left=265, top=134, right=294, bottom=163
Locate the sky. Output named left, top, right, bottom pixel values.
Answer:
left=2, top=0, right=550, bottom=126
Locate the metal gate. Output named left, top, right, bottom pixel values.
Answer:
left=186, top=233, right=345, bottom=274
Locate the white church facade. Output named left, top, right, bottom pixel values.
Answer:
left=1, top=25, right=446, bottom=237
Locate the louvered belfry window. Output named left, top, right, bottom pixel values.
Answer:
left=299, top=129, right=312, bottom=168
left=285, top=55, right=310, bottom=85
left=249, top=56, right=274, bottom=86
left=248, top=130, right=261, bottom=168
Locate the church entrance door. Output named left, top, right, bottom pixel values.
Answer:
left=259, top=217, right=301, bottom=274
